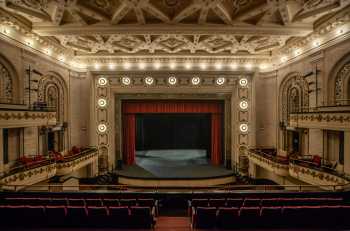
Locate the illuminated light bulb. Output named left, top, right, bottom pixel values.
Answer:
left=281, top=56, right=287, bottom=62
left=58, top=55, right=65, bottom=62
left=294, top=49, right=301, bottom=56
left=121, top=76, right=131, bottom=85
left=245, top=63, right=252, bottom=69
left=239, top=78, right=248, bottom=87
left=259, top=64, right=268, bottom=70
left=239, top=100, right=248, bottom=110
left=98, top=98, right=107, bottom=107
left=230, top=63, right=238, bottom=69
left=98, top=77, right=108, bottom=86
left=185, top=62, right=192, bottom=70
left=98, top=124, right=107, bottom=133
left=108, top=63, right=116, bottom=70
left=200, top=63, right=207, bottom=70
left=123, top=62, right=131, bottom=70
left=45, top=48, right=52, bottom=55
left=168, top=76, right=177, bottom=85
left=215, top=62, right=223, bottom=70
left=313, top=40, right=320, bottom=47
left=239, top=123, right=248, bottom=133
left=25, top=39, right=32, bottom=46
left=145, top=76, right=154, bottom=85
left=216, top=77, right=225, bottom=85
left=169, top=62, right=176, bottom=70
left=94, top=63, right=101, bottom=70
left=337, top=28, right=344, bottom=35
left=191, top=76, right=201, bottom=85
left=153, top=62, right=161, bottom=70
left=138, top=62, right=146, bottom=70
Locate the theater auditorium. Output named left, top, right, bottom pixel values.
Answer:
left=0, top=0, right=350, bottom=230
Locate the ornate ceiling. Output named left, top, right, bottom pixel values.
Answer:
left=0, top=0, right=349, bottom=70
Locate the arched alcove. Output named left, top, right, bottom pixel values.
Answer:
left=0, top=55, right=19, bottom=104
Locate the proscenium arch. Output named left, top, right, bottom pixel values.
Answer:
left=327, top=52, right=350, bottom=105
left=0, top=54, right=20, bottom=103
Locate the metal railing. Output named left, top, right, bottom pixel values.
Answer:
left=1, top=183, right=347, bottom=193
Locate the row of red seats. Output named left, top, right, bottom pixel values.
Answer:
left=192, top=205, right=350, bottom=229
left=17, top=155, right=45, bottom=167
left=3, top=197, right=157, bottom=208
left=189, top=197, right=343, bottom=208
left=0, top=205, right=155, bottom=228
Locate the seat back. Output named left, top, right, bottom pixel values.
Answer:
left=209, top=198, right=226, bottom=208
left=195, top=207, right=217, bottom=229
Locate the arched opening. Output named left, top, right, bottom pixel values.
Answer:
left=0, top=55, right=19, bottom=104
left=279, top=73, right=309, bottom=156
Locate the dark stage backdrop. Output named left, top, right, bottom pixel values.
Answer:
left=136, top=114, right=211, bottom=153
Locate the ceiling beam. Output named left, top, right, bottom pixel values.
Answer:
left=33, top=23, right=313, bottom=36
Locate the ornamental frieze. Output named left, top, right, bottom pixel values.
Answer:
left=0, top=110, right=57, bottom=128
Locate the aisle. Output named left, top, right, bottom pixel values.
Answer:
left=155, top=217, right=191, bottom=231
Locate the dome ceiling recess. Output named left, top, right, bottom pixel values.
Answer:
left=0, top=0, right=350, bottom=70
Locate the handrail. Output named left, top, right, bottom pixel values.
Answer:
left=1, top=183, right=348, bottom=193
left=248, top=148, right=289, bottom=165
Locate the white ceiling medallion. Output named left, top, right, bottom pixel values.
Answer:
left=191, top=76, right=201, bottom=85
left=121, top=76, right=131, bottom=85
left=239, top=100, right=248, bottom=110
left=98, top=124, right=107, bottom=133
left=98, top=77, right=108, bottom=86
left=168, top=76, right=177, bottom=85
left=145, top=76, right=154, bottom=85
left=216, top=77, right=225, bottom=85
left=239, top=78, right=248, bottom=87
left=240, top=123, right=249, bottom=133
left=98, top=98, right=107, bottom=107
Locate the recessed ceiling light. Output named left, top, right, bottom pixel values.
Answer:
left=98, top=77, right=108, bottom=86
left=121, top=76, right=131, bottom=85
left=239, top=78, right=248, bottom=87
left=192, top=76, right=201, bottom=85
left=123, top=62, right=131, bottom=69
left=94, top=63, right=101, bottom=69
left=168, top=76, right=177, bottom=85
left=239, top=123, right=248, bottom=133
left=98, top=98, right=107, bottom=107
left=245, top=63, right=252, bottom=69
left=98, top=124, right=107, bottom=133
left=109, top=63, right=116, bottom=69
left=239, top=100, right=248, bottom=110
left=216, top=77, right=225, bottom=85
left=145, top=76, right=154, bottom=85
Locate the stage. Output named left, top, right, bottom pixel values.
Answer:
left=118, top=149, right=235, bottom=187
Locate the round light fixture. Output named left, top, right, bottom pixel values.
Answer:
left=191, top=76, right=201, bottom=85
left=216, top=77, right=225, bottom=85
left=98, top=124, right=107, bottom=133
left=239, top=78, right=248, bottom=87
left=98, top=77, right=108, bottom=86
left=121, top=76, right=131, bottom=85
left=168, top=76, right=177, bottom=85
left=145, top=76, right=154, bottom=85
left=98, top=98, right=107, bottom=107
left=240, top=123, right=248, bottom=133
left=239, top=100, right=248, bottom=110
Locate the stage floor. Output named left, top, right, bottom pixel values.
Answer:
left=118, top=149, right=233, bottom=179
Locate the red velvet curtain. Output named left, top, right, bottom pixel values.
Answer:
left=122, top=101, right=223, bottom=166
left=123, top=114, right=136, bottom=165
left=211, top=113, right=222, bottom=165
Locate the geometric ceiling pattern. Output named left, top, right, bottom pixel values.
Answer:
left=1, top=0, right=349, bottom=57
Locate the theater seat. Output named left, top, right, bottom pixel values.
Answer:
left=103, top=199, right=119, bottom=207
left=119, top=199, right=137, bottom=207
left=108, top=206, right=130, bottom=228
left=260, top=206, right=282, bottom=227
left=68, top=199, right=85, bottom=206
left=217, top=207, right=239, bottom=229
left=193, top=207, right=217, bottom=229
left=49, top=198, right=68, bottom=206
left=88, top=206, right=109, bottom=227
left=243, top=198, right=261, bottom=207
left=66, top=206, right=88, bottom=227
left=209, top=198, right=226, bottom=208
left=239, top=207, right=260, bottom=228
left=130, top=206, right=154, bottom=228
left=46, top=205, right=67, bottom=227
left=85, top=199, right=103, bottom=207
left=226, top=198, right=243, bottom=208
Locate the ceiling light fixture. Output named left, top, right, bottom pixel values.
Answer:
left=215, top=62, right=223, bottom=70
left=98, top=124, right=107, bottom=133
left=98, top=98, right=107, bottom=107
left=98, top=77, right=108, bottom=86
left=239, top=100, right=248, bottom=110
left=200, top=63, right=207, bottom=70
left=216, top=77, right=225, bottom=85
left=145, top=76, right=154, bottom=85
left=138, top=62, right=146, bottom=69
left=153, top=62, right=161, bottom=70
left=121, top=76, right=131, bottom=85
left=185, top=62, right=192, bottom=70
left=239, top=123, right=248, bottom=133
left=191, top=76, right=201, bottom=85
left=239, top=78, right=248, bottom=87
left=169, top=62, right=176, bottom=70
left=168, top=76, right=177, bottom=85
left=230, top=63, right=238, bottom=69
left=123, top=62, right=131, bottom=70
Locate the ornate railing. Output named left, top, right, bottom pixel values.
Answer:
left=0, top=147, right=98, bottom=190
left=247, top=149, right=289, bottom=176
